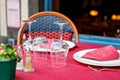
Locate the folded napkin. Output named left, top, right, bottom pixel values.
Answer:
left=82, top=45, right=119, bottom=61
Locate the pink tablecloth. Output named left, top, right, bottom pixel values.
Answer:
left=16, top=42, right=120, bottom=80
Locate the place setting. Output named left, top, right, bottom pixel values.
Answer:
left=21, top=20, right=77, bottom=70
left=23, top=38, right=75, bottom=52
left=23, top=20, right=76, bottom=53
left=73, top=45, right=120, bottom=72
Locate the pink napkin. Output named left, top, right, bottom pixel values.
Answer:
left=82, top=45, right=119, bottom=61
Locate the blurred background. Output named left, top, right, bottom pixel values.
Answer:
left=0, top=0, right=120, bottom=43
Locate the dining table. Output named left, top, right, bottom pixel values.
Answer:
left=15, top=42, right=120, bottom=80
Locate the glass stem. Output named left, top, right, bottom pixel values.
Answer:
left=28, top=22, right=32, bottom=40
left=60, top=25, right=63, bottom=41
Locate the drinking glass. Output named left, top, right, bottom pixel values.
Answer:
left=16, top=45, right=24, bottom=70
left=22, top=20, right=36, bottom=45
left=54, top=21, right=67, bottom=41
left=32, top=36, right=49, bottom=62
left=50, top=39, right=69, bottom=68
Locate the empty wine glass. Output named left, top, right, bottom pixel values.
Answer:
left=54, top=21, right=68, bottom=42
left=22, top=20, right=36, bottom=45
left=53, top=21, right=69, bottom=56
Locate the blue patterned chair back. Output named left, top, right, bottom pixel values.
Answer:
left=17, top=11, right=79, bottom=45
left=24, top=16, right=73, bottom=33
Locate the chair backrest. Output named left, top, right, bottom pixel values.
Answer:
left=17, top=11, right=79, bottom=45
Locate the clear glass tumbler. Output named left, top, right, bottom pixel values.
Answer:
left=32, top=36, right=49, bottom=62
left=50, top=40, right=69, bottom=68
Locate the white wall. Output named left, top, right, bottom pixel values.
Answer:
left=21, top=0, right=29, bottom=23
left=0, top=0, right=29, bottom=37
left=0, top=0, right=7, bottom=36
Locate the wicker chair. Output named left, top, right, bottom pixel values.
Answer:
left=17, top=11, right=79, bottom=45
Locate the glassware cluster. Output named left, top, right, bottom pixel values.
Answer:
left=16, top=20, right=70, bottom=72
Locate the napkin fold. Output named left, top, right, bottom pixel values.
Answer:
left=82, top=45, right=119, bottom=61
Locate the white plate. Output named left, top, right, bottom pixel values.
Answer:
left=63, top=40, right=75, bottom=49
left=23, top=40, right=75, bottom=52
left=32, top=46, right=49, bottom=52
left=23, top=40, right=33, bottom=49
left=73, top=49, right=120, bottom=67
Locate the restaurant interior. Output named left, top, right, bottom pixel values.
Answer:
left=59, top=0, right=120, bottom=37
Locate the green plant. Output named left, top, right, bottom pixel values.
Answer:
left=0, top=43, right=21, bottom=62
